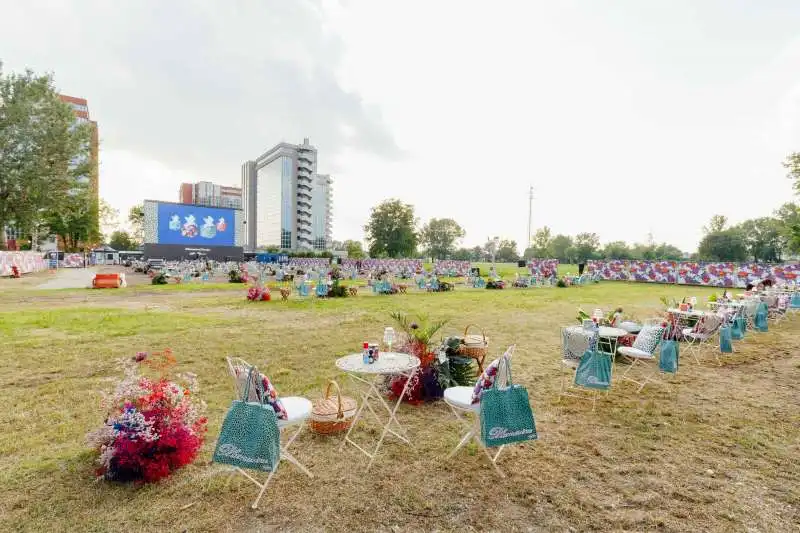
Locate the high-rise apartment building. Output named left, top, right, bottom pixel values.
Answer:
left=59, top=95, right=99, bottom=204
left=241, top=138, right=333, bottom=251
left=178, top=181, right=242, bottom=209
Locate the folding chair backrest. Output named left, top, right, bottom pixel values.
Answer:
left=494, top=344, right=516, bottom=389
left=562, top=326, right=597, bottom=359
left=701, top=314, right=723, bottom=335
left=226, top=356, right=261, bottom=402
left=743, top=300, right=760, bottom=318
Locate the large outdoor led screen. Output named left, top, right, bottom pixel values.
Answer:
left=156, top=202, right=236, bottom=246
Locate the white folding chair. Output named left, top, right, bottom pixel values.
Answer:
left=224, top=357, right=313, bottom=509
left=742, top=300, right=760, bottom=336
left=443, top=345, right=516, bottom=477
left=681, top=314, right=723, bottom=364
left=616, top=319, right=666, bottom=393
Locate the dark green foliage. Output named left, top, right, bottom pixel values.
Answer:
left=328, top=279, right=348, bottom=298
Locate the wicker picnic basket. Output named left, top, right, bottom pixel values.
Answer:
left=457, top=324, right=489, bottom=374
left=310, top=380, right=357, bottom=435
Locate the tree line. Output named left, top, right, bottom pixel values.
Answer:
left=693, top=155, right=800, bottom=262
left=357, top=199, right=685, bottom=263
left=0, top=63, right=97, bottom=251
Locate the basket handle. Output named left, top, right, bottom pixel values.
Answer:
left=463, top=324, right=486, bottom=344
left=324, top=380, right=345, bottom=419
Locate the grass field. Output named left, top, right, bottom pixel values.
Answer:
left=1, top=271, right=798, bottom=532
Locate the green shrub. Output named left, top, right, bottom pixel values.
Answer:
left=328, top=283, right=348, bottom=298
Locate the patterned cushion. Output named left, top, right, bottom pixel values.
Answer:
left=562, top=327, right=597, bottom=361
left=235, top=368, right=288, bottom=420
left=471, top=358, right=501, bottom=404
left=632, top=325, right=663, bottom=354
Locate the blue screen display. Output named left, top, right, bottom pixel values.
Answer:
left=157, top=203, right=235, bottom=246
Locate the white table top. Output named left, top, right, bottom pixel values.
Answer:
left=667, top=308, right=706, bottom=316
left=565, top=325, right=629, bottom=337
left=709, top=301, right=743, bottom=307
left=335, top=352, right=420, bottom=375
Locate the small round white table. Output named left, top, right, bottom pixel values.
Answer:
left=336, top=352, right=420, bottom=470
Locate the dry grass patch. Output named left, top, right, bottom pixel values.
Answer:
left=0, top=282, right=798, bottom=532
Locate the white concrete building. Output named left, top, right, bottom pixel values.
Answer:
left=241, top=138, right=333, bottom=251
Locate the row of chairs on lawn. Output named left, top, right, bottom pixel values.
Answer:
left=560, top=294, right=793, bottom=409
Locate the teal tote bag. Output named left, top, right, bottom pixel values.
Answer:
left=754, top=303, right=769, bottom=332
left=659, top=340, right=679, bottom=373
left=574, top=349, right=612, bottom=390
left=480, top=358, right=537, bottom=448
left=731, top=316, right=745, bottom=340
left=213, top=367, right=281, bottom=472
left=719, top=326, right=733, bottom=353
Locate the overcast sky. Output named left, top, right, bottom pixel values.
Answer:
left=2, top=0, right=800, bottom=252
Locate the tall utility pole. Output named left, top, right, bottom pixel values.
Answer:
left=527, top=186, right=534, bottom=245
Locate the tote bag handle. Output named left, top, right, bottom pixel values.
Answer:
left=241, top=366, right=266, bottom=403
left=493, top=354, right=513, bottom=390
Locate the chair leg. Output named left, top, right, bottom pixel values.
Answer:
left=242, top=423, right=312, bottom=509
left=448, top=426, right=475, bottom=458
left=446, top=405, right=505, bottom=477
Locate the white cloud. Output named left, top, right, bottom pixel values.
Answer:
left=3, top=0, right=800, bottom=252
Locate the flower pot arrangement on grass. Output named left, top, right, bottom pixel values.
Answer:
left=246, top=274, right=271, bottom=301
left=86, top=349, right=207, bottom=484
left=327, top=279, right=349, bottom=298
left=247, top=286, right=271, bottom=301
left=229, top=268, right=248, bottom=283
left=385, top=312, right=448, bottom=404
left=385, top=313, right=478, bottom=403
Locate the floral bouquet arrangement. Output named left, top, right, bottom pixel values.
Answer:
left=246, top=273, right=271, bottom=301
left=247, top=286, right=271, bottom=301
left=86, top=349, right=207, bottom=483
left=386, top=312, right=448, bottom=404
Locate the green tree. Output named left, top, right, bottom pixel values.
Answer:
left=364, top=199, right=417, bottom=258
left=774, top=202, right=800, bottom=255
left=0, top=64, right=91, bottom=249
left=482, top=237, right=500, bottom=262
left=783, top=152, right=800, bottom=195
left=108, top=230, right=137, bottom=251
left=573, top=232, right=600, bottom=261
left=528, top=226, right=553, bottom=258
left=495, top=239, right=519, bottom=263
left=736, top=218, right=783, bottom=262
left=343, top=239, right=365, bottom=259
left=452, top=247, right=472, bottom=260
left=698, top=228, right=747, bottom=261
left=470, top=245, right=486, bottom=261
left=653, top=243, right=684, bottom=260
left=419, top=218, right=465, bottom=259
left=44, top=186, right=97, bottom=251
left=631, top=243, right=656, bottom=260
left=702, top=215, right=728, bottom=235
left=128, top=204, right=144, bottom=244
left=602, top=241, right=632, bottom=260
left=550, top=234, right=573, bottom=262
left=99, top=199, right=119, bottom=239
